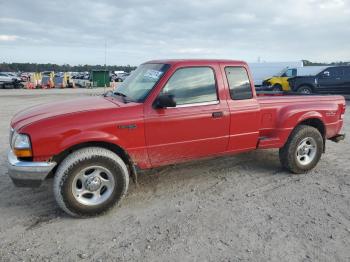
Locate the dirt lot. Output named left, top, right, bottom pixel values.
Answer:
left=0, top=89, right=349, bottom=262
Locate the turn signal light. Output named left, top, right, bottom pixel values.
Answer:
left=13, top=148, right=33, bottom=158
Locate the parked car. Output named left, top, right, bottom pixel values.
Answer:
left=20, top=73, right=30, bottom=82
left=0, top=73, right=24, bottom=89
left=73, top=79, right=90, bottom=88
left=0, top=72, right=13, bottom=83
left=289, top=66, right=350, bottom=94
left=258, top=66, right=329, bottom=92
left=4, top=72, right=21, bottom=82
left=73, top=72, right=90, bottom=80
left=7, top=59, right=346, bottom=217
left=54, top=76, right=65, bottom=88
left=41, top=76, right=54, bottom=89
left=111, top=72, right=130, bottom=82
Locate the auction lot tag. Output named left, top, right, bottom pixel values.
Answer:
left=144, top=70, right=163, bottom=80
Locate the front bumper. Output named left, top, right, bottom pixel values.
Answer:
left=7, top=150, right=57, bottom=187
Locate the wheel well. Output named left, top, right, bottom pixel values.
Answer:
left=298, top=118, right=325, bottom=138
left=51, top=141, right=134, bottom=178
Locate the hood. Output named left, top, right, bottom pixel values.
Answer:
left=11, top=96, right=120, bottom=131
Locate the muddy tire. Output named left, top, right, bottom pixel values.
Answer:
left=53, top=147, right=129, bottom=217
left=279, top=125, right=323, bottom=174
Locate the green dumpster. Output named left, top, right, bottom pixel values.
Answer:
left=91, top=70, right=110, bottom=87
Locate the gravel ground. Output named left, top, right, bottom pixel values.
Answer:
left=0, top=89, right=349, bottom=262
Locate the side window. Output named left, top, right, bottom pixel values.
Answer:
left=344, top=67, right=350, bottom=76
left=225, top=67, right=253, bottom=100
left=285, top=69, right=295, bottom=77
left=161, top=67, right=217, bottom=105
left=323, top=68, right=339, bottom=78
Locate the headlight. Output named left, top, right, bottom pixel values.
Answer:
left=13, top=133, right=31, bottom=149
left=11, top=131, right=32, bottom=157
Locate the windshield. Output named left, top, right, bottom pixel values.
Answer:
left=274, top=67, right=288, bottom=77
left=114, top=63, right=170, bottom=102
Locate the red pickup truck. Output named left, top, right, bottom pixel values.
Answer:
left=8, top=59, right=346, bottom=217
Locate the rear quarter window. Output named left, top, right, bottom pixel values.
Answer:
left=225, top=67, right=253, bottom=100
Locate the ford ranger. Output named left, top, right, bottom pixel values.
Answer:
left=8, top=59, right=346, bottom=217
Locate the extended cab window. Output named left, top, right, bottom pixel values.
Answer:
left=225, top=67, right=253, bottom=100
left=161, top=67, right=217, bottom=105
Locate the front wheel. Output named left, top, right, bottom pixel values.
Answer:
left=279, top=125, right=323, bottom=174
left=53, top=147, right=129, bottom=217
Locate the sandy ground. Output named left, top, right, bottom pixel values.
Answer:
left=0, top=89, right=349, bottom=262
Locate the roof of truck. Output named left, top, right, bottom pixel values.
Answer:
left=144, top=59, right=247, bottom=65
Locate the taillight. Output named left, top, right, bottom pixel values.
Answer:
left=340, top=104, right=346, bottom=119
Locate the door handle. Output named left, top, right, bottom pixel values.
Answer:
left=212, top=111, right=223, bottom=118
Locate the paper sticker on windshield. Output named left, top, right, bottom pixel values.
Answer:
left=144, top=70, right=163, bottom=80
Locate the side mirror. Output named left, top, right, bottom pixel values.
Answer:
left=154, top=93, right=176, bottom=109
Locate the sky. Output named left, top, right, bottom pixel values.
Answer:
left=0, top=0, right=349, bottom=66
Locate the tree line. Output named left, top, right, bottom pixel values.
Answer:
left=302, top=60, right=350, bottom=66
left=1, top=61, right=349, bottom=72
left=0, top=63, right=137, bottom=72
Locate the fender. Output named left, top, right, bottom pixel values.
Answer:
left=59, top=130, right=123, bottom=152
left=57, top=131, right=151, bottom=169
left=276, top=104, right=331, bottom=147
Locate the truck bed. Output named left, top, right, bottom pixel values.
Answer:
left=256, top=94, right=345, bottom=149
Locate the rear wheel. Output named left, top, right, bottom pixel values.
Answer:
left=3, top=83, right=12, bottom=89
left=297, top=85, right=312, bottom=94
left=272, top=84, right=282, bottom=91
left=279, top=125, right=323, bottom=174
left=53, top=147, right=129, bottom=217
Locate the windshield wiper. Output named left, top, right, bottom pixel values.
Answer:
left=103, top=90, right=134, bottom=103
left=113, top=91, right=127, bottom=98
left=103, top=90, right=113, bottom=97
left=111, top=91, right=135, bottom=103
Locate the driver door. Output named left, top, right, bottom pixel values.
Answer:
left=317, top=68, right=342, bottom=93
left=144, top=65, right=230, bottom=166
